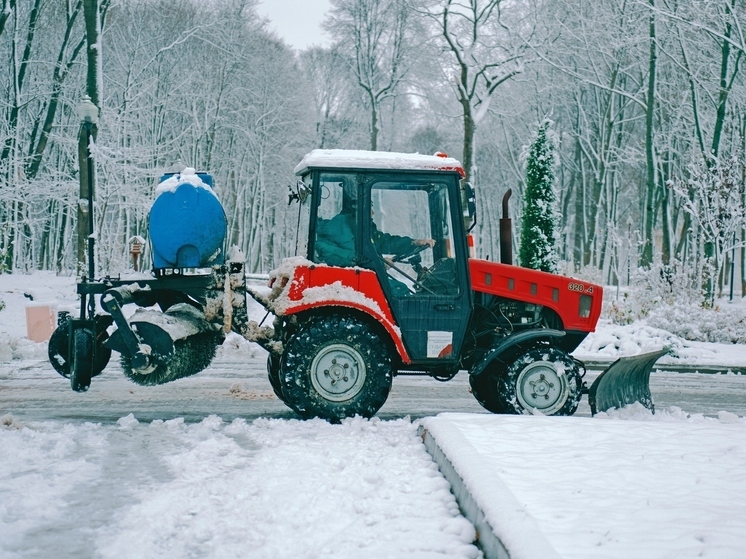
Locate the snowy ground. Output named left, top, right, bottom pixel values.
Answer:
left=1, top=272, right=745, bottom=558
left=423, top=411, right=746, bottom=559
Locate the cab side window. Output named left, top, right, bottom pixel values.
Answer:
left=314, top=173, right=358, bottom=267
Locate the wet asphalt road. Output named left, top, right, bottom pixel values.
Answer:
left=1, top=354, right=745, bottom=424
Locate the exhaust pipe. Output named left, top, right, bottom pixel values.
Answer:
left=499, top=189, right=513, bottom=265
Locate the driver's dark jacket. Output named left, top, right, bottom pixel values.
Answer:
left=315, top=212, right=413, bottom=268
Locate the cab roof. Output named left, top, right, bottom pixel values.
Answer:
left=294, top=149, right=465, bottom=178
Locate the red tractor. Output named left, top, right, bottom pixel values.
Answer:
left=248, top=150, right=664, bottom=421
left=50, top=151, right=662, bottom=420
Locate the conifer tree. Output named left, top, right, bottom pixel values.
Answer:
left=519, top=120, right=559, bottom=273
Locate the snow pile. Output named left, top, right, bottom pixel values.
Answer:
left=574, top=318, right=746, bottom=367
left=646, top=301, right=746, bottom=344
left=294, top=149, right=463, bottom=176
left=575, top=319, right=686, bottom=359
left=154, top=167, right=216, bottom=198
left=0, top=415, right=480, bottom=559
left=423, top=412, right=746, bottom=559
left=0, top=272, right=77, bottom=363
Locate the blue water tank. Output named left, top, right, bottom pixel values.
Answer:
left=149, top=171, right=227, bottom=269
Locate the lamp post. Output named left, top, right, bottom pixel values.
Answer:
left=77, top=95, right=98, bottom=319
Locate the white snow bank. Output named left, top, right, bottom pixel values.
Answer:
left=422, top=412, right=746, bottom=559
left=574, top=318, right=746, bottom=367
left=0, top=272, right=77, bottom=363
left=0, top=415, right=480, bottom=559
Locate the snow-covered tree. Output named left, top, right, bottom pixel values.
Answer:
left=423, top=0, right=536, bottom=182
left=324, top=0, right=414, bottom=151
left=519, top=120, right=559, bottom=273
left=670, top=156, right=746, bottom=305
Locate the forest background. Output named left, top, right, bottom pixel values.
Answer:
left=1, top=0, right=745, bottom=331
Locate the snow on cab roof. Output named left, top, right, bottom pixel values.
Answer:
left=294, top=149, right=465, bottom=177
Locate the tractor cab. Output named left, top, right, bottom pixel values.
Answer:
left=292, top=150, right=473, bottom=365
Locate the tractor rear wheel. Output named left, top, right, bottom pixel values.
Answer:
left=504, top=347, right=582, bottom=416
left=279, top=315, right=393, bottom=422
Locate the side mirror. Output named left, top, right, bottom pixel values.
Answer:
left=287, top=179, right=311, bottom=205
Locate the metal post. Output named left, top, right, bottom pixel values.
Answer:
left=77, top=95, right=99, bottom=319
left=86, top=124, right=96, bottom=319
left=730, top=232, right=736, bottom=302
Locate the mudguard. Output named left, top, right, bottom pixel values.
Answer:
left=469, top=329, right=566, bottom=377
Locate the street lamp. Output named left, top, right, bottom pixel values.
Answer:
left=78, top=95, right=98, bottom=320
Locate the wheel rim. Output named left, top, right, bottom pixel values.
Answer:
left=310, top=343, right=366, bottom=402
left=515, top=359, right=570, bottom=415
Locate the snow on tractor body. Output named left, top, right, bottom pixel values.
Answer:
left=48, top=153, right=664, bottom=421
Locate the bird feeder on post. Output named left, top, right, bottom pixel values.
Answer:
left=129, top=235, right=146, bottom=271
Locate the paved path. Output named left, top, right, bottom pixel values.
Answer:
left=2, top=355, right=745, bottom=423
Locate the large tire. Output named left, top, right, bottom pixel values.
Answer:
left=470, top=347, right=582, bottom=416
left=267, top=353, right=286, bottom=402
left=469, top=365, right=514, bottom=414
left=49, top=317, right=112, bottom=379
left=505, top=347, right=582, bottom=415
left=279, top=315, right=393, bottom=422
left=70, top=329, right=94, bottom=392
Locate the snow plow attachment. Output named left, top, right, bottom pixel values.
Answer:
left=588, top=348, right=670, bottom=415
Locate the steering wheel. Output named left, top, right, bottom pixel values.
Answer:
left=391, top=243, right=428, bottom=264
left=417, top=257, right=455, bottom=294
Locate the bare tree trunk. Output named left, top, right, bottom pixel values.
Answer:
left=0, top=0, right=17, bottom=38
left=1, top=0, right=41, bottom=163
left=27, top=2, right=86, bottom=179
left=711, top=0, right=741, bottom=160
left=641, top=0, right=657, bottom=268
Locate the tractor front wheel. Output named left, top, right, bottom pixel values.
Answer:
left=470, top=347, right=582, bottom=416
left=469, top=366, right=513, bottom=414
left=504, top=347, right=582, bottom=416
left=279, top=315, right=393, bottom=422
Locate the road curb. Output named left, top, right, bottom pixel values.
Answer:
left=419, top=426, right=510, bottom=559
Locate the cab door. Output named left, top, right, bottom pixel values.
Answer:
left=362, top=174, right=471, bottom=365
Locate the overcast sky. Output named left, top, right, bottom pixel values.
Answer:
left=255, top=0, right=332, bottom=51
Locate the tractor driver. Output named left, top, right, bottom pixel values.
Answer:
left=315, top=204, right=434, bottom=296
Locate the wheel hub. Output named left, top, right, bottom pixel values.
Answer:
left=310, top=344, right=366, bottom=402
left=515, top=360, right=570, bottom=414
